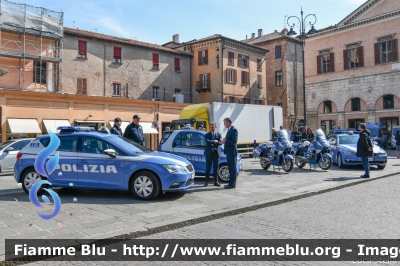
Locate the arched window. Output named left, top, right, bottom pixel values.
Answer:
left=351, top=98, right=361, bottom=111
left=323, top=101, right=332, bottom=113
left=383, top=95, right=394, bottom=109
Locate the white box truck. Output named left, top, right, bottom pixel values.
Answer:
left=171, top=103, right=283, bottom=156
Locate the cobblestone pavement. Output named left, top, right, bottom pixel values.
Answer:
left=23, top=172, right=400, bottom=266
left=1, top=150, right=399, bottom=265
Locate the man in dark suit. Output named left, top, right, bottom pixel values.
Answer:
left=204, top=122, right=221, bottom=187
left=219, top=117, right=238, bottom=189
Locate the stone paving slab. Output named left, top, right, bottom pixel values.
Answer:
left=0, top=151, right=399, bottom=264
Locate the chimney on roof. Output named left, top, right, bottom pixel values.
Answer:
left=251, top=33, right=255, bottom=39
left=246, top=35, right=247, bottom=40
left=281, top=28, right=288, bottom=35
left=173, top=34, right=179, bottom=43
left=274, top=30, right=278, bottom=33
left=258, top=29, right=263, bottom=37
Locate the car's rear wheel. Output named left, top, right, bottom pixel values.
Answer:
left=337, top=153, right=345, bottom=168
left=218, top=164, right=230, bottom=183
left=131, top=171, right=160, bottom=200
left=21, top=167, right=47, bottom=194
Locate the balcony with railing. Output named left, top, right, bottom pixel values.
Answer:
left=196, top=80, right=211, bottom=93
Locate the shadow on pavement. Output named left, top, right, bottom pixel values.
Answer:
left=324, top=177, right=362, bottom=182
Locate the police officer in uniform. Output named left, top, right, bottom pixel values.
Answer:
left=290, top=126, right=302, bottom=143
left=110, top=117, right=123, bottom=136
left=271, top=128, right=278, bottom=141
left=123, top=114, right=144, bottom=145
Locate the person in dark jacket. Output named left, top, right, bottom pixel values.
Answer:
left=123, top=114, right=144, bottom=145
left=306, top=128, right=315, bottom=141
left=356, top=123, right=373, bottom=178
left=271, top=128, right=278, bottom=141
left=219, top=117, right=238, bottom=189
left=301, top=128, right=307, bottom=142
left=110, top=117, right=123, bottom=136
left=290, top=127, right=302, bottom=142
left=204, top=122, right=222, bottom=187
left=395, top=130, right=400, bottom=158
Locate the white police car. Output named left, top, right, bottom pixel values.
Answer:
left=14, top=126, right=195, bottom=200
left=158, top=128, right=242, bottom=182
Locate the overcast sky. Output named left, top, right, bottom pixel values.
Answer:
left=26, top=0, right=367, bottom=44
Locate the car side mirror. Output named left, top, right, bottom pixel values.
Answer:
left=104, top=149, right=116, bottom=158
left=5, top=147, right=14, bottom=152
left=172, top=142, right=177, bottom=148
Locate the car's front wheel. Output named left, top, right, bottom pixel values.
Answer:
left=21, top=167, right=47, bottom=194
left=377, top=164, right=386, bottom=170
left=131, top=171, right=160, bottom=200
left=337, top=153, right=345, bottom=168
left=218, top=164, right=230, bottom=183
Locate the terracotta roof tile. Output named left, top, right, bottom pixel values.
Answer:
left=243, top=31, right=299, bottom=44
left=63, top=27, right=191, bottom=56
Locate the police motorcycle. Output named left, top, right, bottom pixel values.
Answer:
left=292, top=129, right=333, bottom=170
left=253, top=130, right=294, bottom=172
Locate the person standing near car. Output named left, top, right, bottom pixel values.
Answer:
left=357, top=123, right=373, bottom=178
left=395, top=130, right=400, bottom=158
left=110, top=117, right=123, bottom=136
left=123, top=114, right=144, bottom=145
left=219, top=118, right=238, bottom=189
left=204, top=122, right=221, bottom=187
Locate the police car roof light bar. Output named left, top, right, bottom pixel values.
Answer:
left=57, top=126, right=95, bottom=132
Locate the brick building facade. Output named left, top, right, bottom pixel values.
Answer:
left=63, top=28, right=192, bottom=103
left=166, top=34, right=269, bottom=104
left=305, top=0, right=400, bottom=136
left=244, top=29, right=304, bottom=129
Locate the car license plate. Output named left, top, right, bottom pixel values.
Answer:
left=368, top=157, right=374, bottom=162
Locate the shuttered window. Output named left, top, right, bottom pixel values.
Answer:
left=153, top=86, right=159, bottom=98
left=228, top=52, right=234, bottom=65
left=114, top=46, right=122, bottom=63
left=78, top=40, right=87, bottom=58
left=153, top=53, right=159, bottom=69
left=375, top=39, right=398, bottom=64
left=319, top=51, right=335, bottom=74
left=198, top=50, right=208, bottom=65
left=241, top=71, right=249, bottom=85
left=174, top=58, right=180, bottom=71
left=113, top=82, right=121, bottom=96
left=275, top=71, right=283, bottom=87
left=257, top=58, right=262, bottom=71
left=77, top=78, right=87, bottom=94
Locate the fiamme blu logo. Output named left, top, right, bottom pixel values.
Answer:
left=29, top=131, right=62, bottom=220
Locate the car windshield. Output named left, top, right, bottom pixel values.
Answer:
left=105, top=135, right=152, bottom=153
left=315, top=129, right=327, bottom=139
left=367, top=128, right=379, bottom=136
left=0, top=140, right=15, bottom=150
left=339, top=136, right=358, bottom=145
left=392, top=127, right=400, bottom=136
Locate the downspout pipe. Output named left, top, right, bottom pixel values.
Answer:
left=189, top=44, right=193, bottom=103
left=103, top=45, right=106, bottom=96
left=221, top=38, right=225, bottom=102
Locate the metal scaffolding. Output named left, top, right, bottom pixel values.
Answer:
left=0, top=0, right=63, bottom=92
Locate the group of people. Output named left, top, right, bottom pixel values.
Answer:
left=110, top=114, right=145, bottom=146
left=271, top=126, right=315, bottom=143
left=110, top=115, right=239, bottom=189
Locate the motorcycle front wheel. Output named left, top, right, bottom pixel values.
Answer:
left=282, top=158, right=294, bottom=172
left=319, top=157, right=333, bottom=170
left=260, top=158, right=271, bottom=170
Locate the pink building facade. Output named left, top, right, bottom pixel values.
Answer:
left=304, top=0, right=400, bottom=137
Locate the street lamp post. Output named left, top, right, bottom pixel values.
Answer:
left=287, top=8, right=317, bottom=129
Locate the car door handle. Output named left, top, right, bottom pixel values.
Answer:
left=79, top=160, right=88, bottom=164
